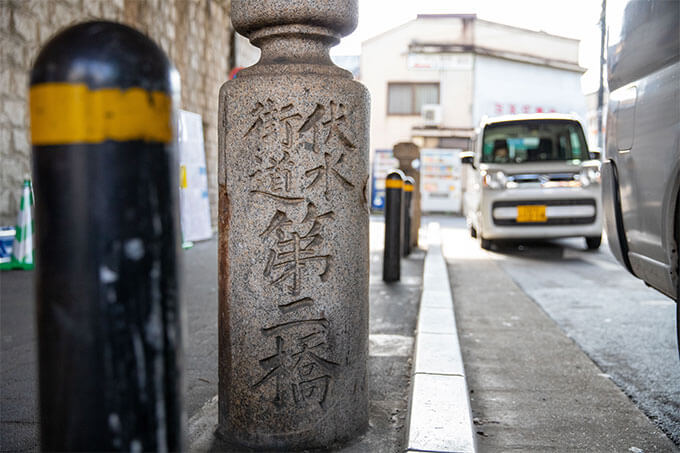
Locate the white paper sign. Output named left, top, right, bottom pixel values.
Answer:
left=178, top=110, right=213, bottom=242
left=420, top=148, right=463, bottom=213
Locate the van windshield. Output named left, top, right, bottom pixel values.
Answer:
left=481, top=120, right=589, bottom=164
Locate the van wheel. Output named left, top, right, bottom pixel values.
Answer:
left=470, top=224, right=477, bottom=238
left=480, top=237, right=492, bottom=250
left=585, top=236, right=601, bottom=250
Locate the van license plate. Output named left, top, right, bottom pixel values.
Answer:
left=517, top=205, right=547, bottom=222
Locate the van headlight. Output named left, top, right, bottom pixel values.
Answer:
left=482, top=170, right=507, bottom=189
left=579, top=166, right=601, bottom=187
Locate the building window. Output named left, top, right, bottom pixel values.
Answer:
left=387, top=83, right=439, bottom=115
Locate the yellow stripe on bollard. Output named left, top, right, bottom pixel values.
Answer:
left=180, top=165, right=188, bottom=189
left=385, top=179, right=403, bottom=189
left=403, top=184, right=414, bottom=192
left=29, top=83, right=173, bottom=145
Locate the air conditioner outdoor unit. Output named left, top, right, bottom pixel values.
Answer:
left=421, top=104, right=443, bottom=127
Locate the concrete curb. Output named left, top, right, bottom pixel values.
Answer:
left=404, top=222, right=476, bottom=453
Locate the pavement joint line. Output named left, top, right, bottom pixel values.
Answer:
left=414, top=372, right=465, bottom=378
left=404, top=222, right=477, bottom=453
left=406, top=449, right=460, bottom=453
left=414, top=330, right=459, bottom=335
left=187, top=394, right=218, bottom=451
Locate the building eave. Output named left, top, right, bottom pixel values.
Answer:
left=411, top=126, right=476, bottom=138
left=408, top=42, right=585, bottom=73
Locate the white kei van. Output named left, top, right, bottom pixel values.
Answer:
left=462, top=114, right=603, bottom=250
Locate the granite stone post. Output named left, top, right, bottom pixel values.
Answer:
left=393, top=142, right=421, bottom=249
left=217, top=1, right=369, bottom=449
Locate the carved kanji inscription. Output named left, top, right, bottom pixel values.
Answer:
left=260, top=202, right=334, bottom=296
left=246, top=99, right=358, bottom=201
left=253, top=317, right=339, bottom=409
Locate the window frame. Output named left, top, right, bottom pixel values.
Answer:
left=386, top=82, right=440, bottom=116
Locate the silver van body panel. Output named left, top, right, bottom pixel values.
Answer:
left=603, top=0, right=679, bottom=299
left=601, top=161, right=630, bottom=267
left=607, top=0, right=679, bottom=92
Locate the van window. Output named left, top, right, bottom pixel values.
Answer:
left=481, top=120, right=589, bottom=163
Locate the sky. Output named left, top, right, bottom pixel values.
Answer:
left=331, top=0, right=604, bottom=93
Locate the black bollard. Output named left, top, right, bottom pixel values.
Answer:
left=383, top=170, right=405, bottom=282
left=403, top=177, right=414, bottom=257
left=30, top=22, right=183, bottom=451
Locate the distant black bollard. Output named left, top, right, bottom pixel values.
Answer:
left=30, top=22, right=183, bottom=451
left=403, top=177, right=414, bottom=257
left=383, top=170, right=405, bottom=282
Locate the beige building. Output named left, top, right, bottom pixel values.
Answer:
left=362, top=14, right=587, bottom=154
left=0, top=0, right=233, bottom=226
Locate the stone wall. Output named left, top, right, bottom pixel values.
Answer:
left=0, top=0, right=232, bottom=227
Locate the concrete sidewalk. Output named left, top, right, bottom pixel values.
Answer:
left=187, top=218, right=425, bottom=451
left=439, top=216, right=677, bottom=452
left=0, top=217, right=428, bottom=452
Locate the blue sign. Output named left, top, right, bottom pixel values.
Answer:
left=371, top=149, right=398, bottom=211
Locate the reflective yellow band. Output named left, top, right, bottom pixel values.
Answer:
left=30, top=82, right=173, bottom=145
left=385, top=179, right=403, bottom=189
left=403, top=184, right=414, bottom=192
left=180, top=165, right=188, bottom=189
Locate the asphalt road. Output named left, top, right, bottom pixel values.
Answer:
left=437, top=215, right=679, bottom=449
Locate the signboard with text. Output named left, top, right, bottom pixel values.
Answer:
left=472, top=55, right=587, bottom=126
left=371, top=149, right=399, bottom=210
left=420, top=148, right=462, bottom=213
left=178, top=110, right=213, bottom=242
left=407, top=53, right=473, bottom=71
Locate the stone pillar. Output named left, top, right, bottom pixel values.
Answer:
left=393, top=142, right=421, bottom=249
left=217, top=1, right=369, bottom=449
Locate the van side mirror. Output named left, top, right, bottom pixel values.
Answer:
left=589, top=149, right=601, bottom=160
left=461, top=151, right=475, bottom=166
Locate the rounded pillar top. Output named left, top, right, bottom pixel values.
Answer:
left=231, top=0, right=358, bottom=39
left=31, top=21, right=172, bottom=92
left=386, top=170, right=406, bottom=181
left=393, top=142, right=420, bottom=161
